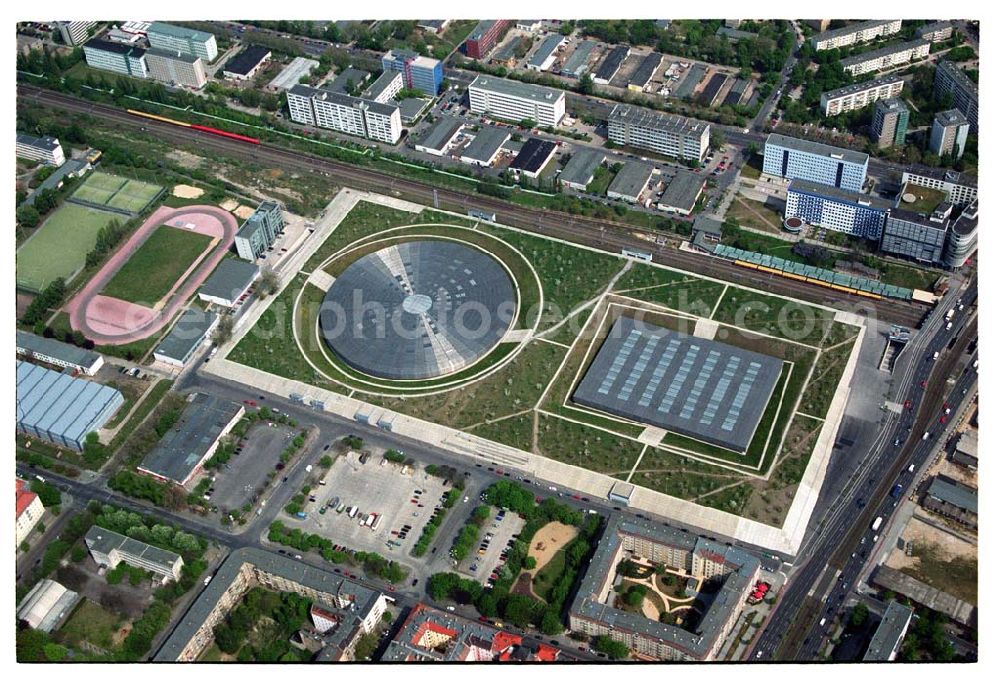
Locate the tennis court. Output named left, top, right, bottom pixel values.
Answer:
left=16, top=203, right=120, bottom=292
left=71, top=171, right=164, bottom=214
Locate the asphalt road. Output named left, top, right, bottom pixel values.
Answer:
left=18, top=85, right=927, bottom=328
left=749, top=279, right=977, bottom=661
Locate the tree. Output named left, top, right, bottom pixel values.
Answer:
left=16, top=204, right=40, bottom=227
left=214, top=315, right=235, bottom=345
left=540, top=609, right=564, bottom=635
left=595, top=635, right=629, bottom=659
left=849, top=603, right=869, bottom=629
left=319, top=455, right=333, bottom=468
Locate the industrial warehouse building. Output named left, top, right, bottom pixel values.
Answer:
left=136, top=393, right=244, bottom=487
left=16, top=579, right=80, bottom=632
left=459, top=126, right=511, bottom=167
left=267, top=56, right=319, bottom=91
left=468, top=76, right=566, bottom=127
left=222, top=45, right=272, bottom=81
left=559, top=149, right=606, bottom=190
left=606, top=161, right=654, bottom=203
left=85, top=525, right=185, bottom=582
left=657, top=170, right=706, bottom=216
left=606, top=104, right=710, bottom=162
left=16, top=330, right=104, bottom=375
left=16, top=360, right=124, bottom=451
left=198, top=259, right=260, bottom=307
left=415, top=116, right=464, bottom=156
left=153, top=307, right=219, bottom=367
left=508, top=138, right=557, bottom=179
left=572, top=317, right=782, bottom=452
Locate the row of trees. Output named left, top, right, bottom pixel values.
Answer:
left=451, top=505, right=491, bottom=561
left=95, top=504, right=205, bottom=558
left=267, top=521, right=407, bottom=583
left=21, top=278, right=66, bottom=326
left=427, top=571, right=564, bottom=634
left=85, top=218, right=132, bottom=268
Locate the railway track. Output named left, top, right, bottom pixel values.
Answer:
left=19, top=85, right=929, bottom=327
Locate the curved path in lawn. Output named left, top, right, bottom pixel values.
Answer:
left=66, top=205, right=238, bottom=345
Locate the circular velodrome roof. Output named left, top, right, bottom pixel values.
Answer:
left=319, top=240, right=517, bottom=380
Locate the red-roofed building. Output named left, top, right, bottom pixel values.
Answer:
left=16, top=479, right=44, bottom=546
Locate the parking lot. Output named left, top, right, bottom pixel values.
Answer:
left=208, top=421, right=296, bottom=513
left=464, top=506, right=526, bottom=586
left=291, top=451, right=457, bottom=560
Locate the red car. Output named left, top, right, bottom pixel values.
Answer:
left=920, top=380, right=928, bottom=389
left=940, top=415, right=948, bottom=424
left=572, top=494, right=582, bottom=500
left=942, top=402, right=950, bottom=410
left=388, top=585, right=396, bottom=592
left=904, top=400, right=913, bottom=410
left=479, top=616, right=489, bottom=622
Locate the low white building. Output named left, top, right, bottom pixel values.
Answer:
left=16, top=133, right=65, bottom=167
left=85, top=525, right=185, bottom=583
left=16, top=330, right=104, bottom=375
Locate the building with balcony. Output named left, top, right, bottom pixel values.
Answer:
left=286, top=84, right=402, bottom=144
left=809, top=19, right=902, bottom=51
left=820, top=76, right=904, bottom=116
left=934, top=58, right=978, bottom=133
left=840, top=40, right=930, bottom=77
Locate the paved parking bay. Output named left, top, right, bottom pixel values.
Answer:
left=209, top=422, right=296, bottom=513
left=465, top=506, right=525, bottom=585
left=295, top=451, right=456, bottom=560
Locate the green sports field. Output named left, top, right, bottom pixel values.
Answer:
left=71, top=171, right=163, bottom=214
left=16, top=203, right=120, bottom=292
left=101, top=225, right=214, bottom=306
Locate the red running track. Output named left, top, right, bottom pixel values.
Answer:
left=65, top=205, right=238, bottom=346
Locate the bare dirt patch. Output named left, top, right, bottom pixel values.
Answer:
left=526, top=521, right=579, bottom=574
left=234, top=205, right=257, bottom=220
left=219, top=198, right=240, bottom=212
left=167, top=149, right=206, bottom=170
left=172, top=184, right=205, bottom=199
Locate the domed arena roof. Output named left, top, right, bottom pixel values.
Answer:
left=319, top=240, right=517, bottom=380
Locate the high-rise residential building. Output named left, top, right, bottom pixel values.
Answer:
left=934, top=59, right=978, bottom=133
left=929, top=109, right=970, bottom=158
left=464, top=20, right=510, bottom=59
left=467, top=75, right=566, bottom=127
left=361, top=71, right=403, bottom=104
left=809, top=19, right=902, bottom=51
left=820, top=76, right=904, bottom=116
left=840, top=40, right=930, bottom=77
left=870, top=97, right=910, bottom=148
left=15, top=133, right=65, bottom=166
left=145, top=49, right=207, bottom=89
left=286, top=85, right=402, bottom=144
left=804, top=20, right=831, bottom=32
left=146, top=22, right=218, bottom=63
left=785, top=180, right=891, bottom=239
left=55, top=20, right=96, bottom=46
left=82, top=39, right=148, bottom=78
left=900, top=167, right=977, bottom=206
left=234, top=200, right=285, bottom=261
left=606, top=104, right=710, bottom=162
left=763, top=133, right=869, bottom=192
left=381, top=49, right=443, bottom=96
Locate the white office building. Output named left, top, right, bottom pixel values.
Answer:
left=287, top=85, right=402, bottom=144
left=606, top=104, right=710, bottom=162
left=147, top=22, right=218, bottom=63
left=55, top=20, right=96, bottom=46
left=900, top=168, right=977, bottom=206
left=16, top=133, right=65, bottom=166
left=468, top=76, right=566, bottom=127
left=819, top=76, right=904, bottom=116
left=82, top=39, right=148, bottom=78
left=763, top=133, right=869, bottom=192
left=145, top=49, right=207, bottom=89
left=841, top=40, right=930, bottom=77
left=810, top=19, right=902, bottom=51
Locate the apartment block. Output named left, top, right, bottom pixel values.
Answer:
left=468, top=75, right=566, bottom=127
left=16, top=479, right=44, bottom=547
left=82, top=38, right=148, bottom=78
left=145, top=48, right=207, bottom=89
left=870, top=97, right=910, bottom=148
left=362, top=71, right=404, bottom=104
left=810, top=19, right=902, bottom=51
left=16, top=133, right=65, bottom=166
left=929, top=109, right=970, bottom=158
left=287, top=84, right=402, bottom=144
left=785, top=180, right=891, bottom=239
left=841, top=40, right=930, bottom=77
left=934, top=59, right=978, bottom=133
left=763, top=133, right=869, bottom=192
left=147, top=22, right=218, bottom=62
left=820, top=76, right=904, bottom=116
left=917, top=21, right=954, bottom=43
left=382, top=49, right=443, bottom=96
left=606, top=104, right=710, bottom=162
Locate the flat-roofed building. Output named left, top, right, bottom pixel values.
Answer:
left=222, top=45, right=271, bottom=81
left=592, top=45, right=630, bottom=84
left=16, top=579, right=79, bottom=632
left=917, top=21, right=954, bottom=43
left=55, top=20, right=97, bottom=46
left=136, top=393, right=244, bottom=487
left=198, top=259, right=260, bottom=307
left=560, top=40, right=598, bottom=78
left=880, top=206, right=950, bottom=263
left=871, top=566, right=974, bottom=627
left=508, top=137, right=557, bottom=178
left=841, top=40, right=930, bottom=77
left=415, top=116, right=464, bottom=156
left=153, top=307, right=219, bottom=367
left=606, top=161, right=654, bottom=203
left=810, top=19, right=902, bottom=51
left=459, top=126, right=511, bottom=166
left=16, top=330, right=104, bottom=375
left=267, top=56, right=319, bottom=91
left=468, top=75, right=566, bottom=127
left=934, top=59, right=978, bottom=133
left=628, top=52, right=663, bottom=92
left=657, top=170, right=706, bottom=216
left=871, top=97, right=910, bottom=148
left=325, top=67, right=370, bottom=95
left=147, top=22, right=218, bottom=63
left=944, top=198, right=978, bottom=268
left=85, top=525, right=184, bottom=582
left=465, top=20, right=511, bottom=59
left=286, top=84, right=402, bottom=144
left=607, top=104, right=710, bottom=162
left=361, top=70, right=403, bottom=104
left=820, top=76, right=904, bottom=116
left=863, top=601, right=913, bottom=661
left=786, top=179, right=892, bottom=239
left=929, top=109, right=969, bottom=159
left=952, top=429, right=978, bottom=468
left=381, top=49, right=443, bottom=96
left=145, top=48, right=207, bottom=89
left=526, top=33, right=566, bottom=72
left=923, top=475, right=977, bottom=528
left=235, top=200, right=284, bottom=261
left=16, top=479, right=45, bottom=546
left=559, top=148, right=606, bottom=190
left=16, top=360, right=124, bottom=451
left=763, top=133, right=869, bottom=192
left=417, top=20, right=450, bottom=34
left=16, top=133, right=65, bottom=167
left=900, top=167, right=976, bottom=207
left=83, top=38, right=148, bottom=78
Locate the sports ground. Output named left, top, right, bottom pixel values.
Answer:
left=69, top=171, right=164, bottom=214
left=225, top=196, right=865, bottom=531
left=16, top=203, right=119, bottom=292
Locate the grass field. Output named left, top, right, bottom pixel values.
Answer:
left=101, top=225, right=213, bottom=306
left=56, top=598, right=122, bottom=652
left=72, top=171, right=163, bottom=214
left=16, top=204, right=121, bottom=292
